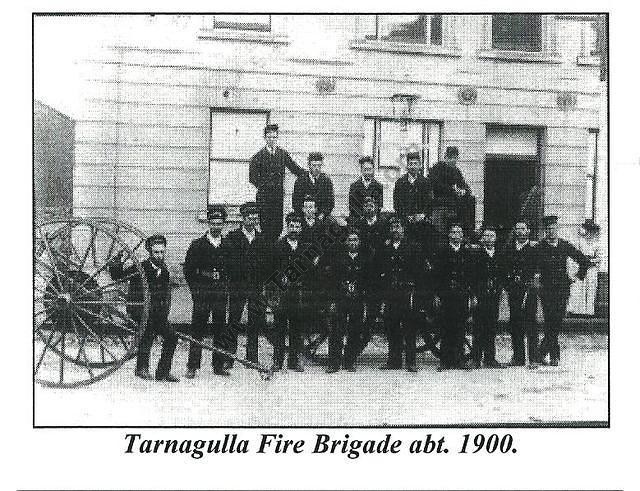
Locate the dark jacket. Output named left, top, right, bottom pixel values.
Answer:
left=225, top=227, right=268, bottom=290
left=292, top=172, right=335, bottom=217
left=501, top=240, right=539, bottom=292
left=348, top=177, right=384, bottom=219
left=374, top=239, right=424, bottom=296
left=328, top=248, right=371, bottom=301
left=352, top=216, right=387, bottom=260
left=431, top=243, right=475, bottom=294
left=393, top=173, right=431, bottom=219
left=426, top=161, right=471, bottom=208
left=535, top=238, right=590, bottom=292
left=183, top=234, right=231, bottom=297
left=109, top=258, right=171, bottom=316
left=471, top=247, right=504, bottom=298
left=249, top=146, right=305, bottom=204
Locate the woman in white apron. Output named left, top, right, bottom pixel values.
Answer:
left=568, top=219, right=601, bottom=316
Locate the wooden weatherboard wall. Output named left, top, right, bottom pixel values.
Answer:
left=73, top=15, right=605, bottom=277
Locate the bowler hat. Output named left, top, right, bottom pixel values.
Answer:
left=145, top=234, right=167, bottom=251
left=239, top=201, right=258, bottom=216
left=203, top=204, right=227, bottom=222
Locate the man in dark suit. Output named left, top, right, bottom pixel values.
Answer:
left=536, top=215, right=594, bottom=366
left=470, top=225, right=504, bottom=368
left=226, top=202, right=268, bottom=364
left=292, top=152, right=335, bottom=221
left=183, top=205, right=232, bottom=378
left=268, top=212, right=310, bottom=372
left=109, top=235, right=179, bottom=382
left=426, top=146, right=474, bottom=236
left=349, top=156, right=383, bottom=220
left=326, top=227, right=370, bottom=372
left=249, top=123, right=306, bottom=243
left=432, top=222, right=474, bottom=370
left=375, top=215, right=424, bottom=372
left=502, top=219, right=540, bottom=367
left=393, top=151, right=433, bottom=248
left=351, top=195, right=386, bottom=260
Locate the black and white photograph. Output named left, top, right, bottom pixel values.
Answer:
left=33, top=13, right=609, bottom=427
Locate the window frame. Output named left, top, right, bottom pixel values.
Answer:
left=365, top=117, right=442, bottom=175
left=211, top=14, right=272, bottom=32
left=366, top=14, right=444, bottom=46
left=491, top=14, right=543, bottom=52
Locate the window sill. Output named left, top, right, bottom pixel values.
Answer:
left=350, top=40, right=462, bottom=57
left=198, top=29, right=290, bottom=45
left=577, top=55, right=601, bottom=66
left=477, top=49, right=562, bottom=64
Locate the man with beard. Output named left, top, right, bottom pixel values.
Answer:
left=375, top=215, right=424, bottom=372
left=326, top=227, right=370, bottom=373
left=292, top=152, right=335, bottom=221
left=348, top=156, right=383, bottom=220
left=432, top=222, right=474, bottom=370
left=226, top=202, right=267, bottom=365
left=249, top=123, right=306, bottom=243
left=536, top=215, right=594, bottom=366
left=393, top=151, right=432, bottom=248
left=470, top=225, right=504, bottom=368
left=268, top=212, right=309, bottom=372
left=502, top=219, right=540, bottom=367
left=183, top=205, right=232, bottom=378
left=109, top=235, right=179, bottom=382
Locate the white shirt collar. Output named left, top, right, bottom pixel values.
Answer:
left=546, top=239, right=559, bottom=247
left=392, top=240, right=401, bottom=249
left=366, top=216, right=377, bottom=226
left=266, top=145, right=276, bottom=155
left=305, top=217, right=316, bottom=227
left=242, top=226, right=255, bottom=243
left=348, top=251, right=358, bottom=259
left=309, top=172, right=317, bottom=184
left=485, top=247, right=495, bottom=257
left=515, top=240, right=529, bottom=251
left=149, top=260, right=162, bottom=277
left=287, top=237, right=298, bottom=250
left=450, top=242, right=461, bottom=252
left=207, top=232, right=222, bottom=247
left=407, top=174, right=417, bottom=185
left=361, top=176, right=372, bottom=187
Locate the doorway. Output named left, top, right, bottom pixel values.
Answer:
left=484, top=126, right=542, bottom=244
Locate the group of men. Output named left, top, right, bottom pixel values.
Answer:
left=117, top=123, right=596, bottom=382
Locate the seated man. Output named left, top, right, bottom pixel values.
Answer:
left=109, top=234, right=179, bottom=382
left=426, top=146, right=475, bottom=237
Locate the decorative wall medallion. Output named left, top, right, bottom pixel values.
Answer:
left=458, top=86, right=478, bottom=104
left=315, top=77, right=336, bottom=94
left=557, top=91, right=578, bottom=110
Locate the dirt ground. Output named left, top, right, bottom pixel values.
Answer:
left=35, top=333, right=607, bottom=426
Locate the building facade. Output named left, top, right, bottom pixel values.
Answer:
left=71, top=14, right=607, bottom=283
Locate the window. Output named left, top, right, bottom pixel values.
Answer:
left=208, top=110, right=269, bottom=206
left=364, top=119, right=441, bottom=171
left=366, top=15, right=443, bottom=45
left=585, top=129, right=599, bottom=220
left=492, top=14, right=542, bottom=52
left=212, top=15, right=271, bottom=32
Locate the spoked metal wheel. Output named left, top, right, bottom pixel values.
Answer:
left=34, top=217, right=149, bottom=388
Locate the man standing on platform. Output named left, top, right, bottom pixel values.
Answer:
left=183, top=205, right=232, bottom=378
left=536, top=215, right=594, bottom=366
left=393, top=151, right=432, bottom=248
left=292, top=152, right=335, bottom=221
left=226, top=202, right=267, bottom=364
left=349, top=156, right=383, bottom=220
left=502, top=219, right=539, bottom=367
left=426, top=146, right=474, bottom=236
left=249, top=123, right=306, bottom=243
